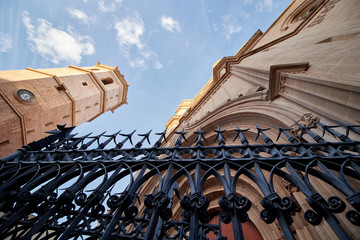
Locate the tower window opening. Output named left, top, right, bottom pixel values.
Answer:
left=55, top=84, right=66, bottom=91
left=26, top=129, right=35, bottom=134
left=45, top=122, right=53, bottom=127
left=0, top=140, right=9, bottom=147
left=101, top=77, right=114, bottom=85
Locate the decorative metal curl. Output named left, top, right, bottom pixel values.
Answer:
left=280, top=196, right=296, bottom=212
left=160, top=207, right=173, bottom=221
left=75, top=192, right=87, bottom=206
left=91, top=204, right=105, bottom=216
left=17, top=191, right=32, bottom=201
left=47, top=192, right=58, bottom=204
left=59, top=202, right=75, bottom=215
left=305, top=194, right=347, bottom=225
left=125, top=205, right=139, bottom=219
left=218, top=194, right=251, bottom=223
left=260, top=193, right=296, bottom=224
left=260, top=208, right=276, bottom=224
left=325, top=196, right=346, bottom=213
left=219, top=209, right=232, bottom=224
left=144, top=191, right=173, bottom=221
left=346, top=210, right=360, bottom=226
left=304, top=209, right=323, bottom=225
left=107, top=195, right=121, bottom=209
left=35, top=202, right=50, bottom=214
left=180, top=193, right=210, bottom=223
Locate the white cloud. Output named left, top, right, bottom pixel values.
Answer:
left=256, top=0, right=274, bottom=12
left=68, top=8, right=89, bottom=24
left=221, top=14, right=242, bottom=40
left=226, top=24, right=242, bottom=40
left=114, top=13, right=145, bottom=50
left=22, top=12, right=95, bottom=65
left=141, top=50, right=155, bottom=60
left=212, top=23, right=218, bottom=32
left=98, top=0, right=122, bottom=12
left=160, top=16, right=181, bottom=33
left=114, top=12, right=162, bottom=70
left=0, top=33, right=13, bottom=52
left=154, top=61, right=163, bottom=70
left=129, top=58, right=145, bottom=68
left=222, top=15, right=231, bottom=22
left=244, top=0, right=254, bottom=5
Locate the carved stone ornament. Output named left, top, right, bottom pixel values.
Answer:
left=279, top=76, right=286, bottom=92
left=308, top=0, right=340, bottom=28
left=290, top=113, right=320, bottom=138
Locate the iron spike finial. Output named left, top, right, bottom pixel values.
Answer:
left=135, top=130, right=152, bottom=148
left=335, top=120, right=360, bottom=137
left=103, top=130, right=121, bottom=139
left=66, top=132, right=92, bottom=149
left=294, top=122, right=324, bottom=143
left=255, top=125, right=273, bottom=144
left=214, top=126, right=226, bottom=146
left=316, top=121, right=337, bottom=138
left=154, top=129, right=167, bottom=147
left=194, top=127, right=207, bottom=146
left=316, top=121, right=351, bottom=142
left=80, top=131, right=106, bottom=149
left=274, top=124, right=298, bottom=143
left=175, top=128, right=188, bottom=147
left=233, top=124, right=249, bottom=145
left=60, top=133, right=79, bottom=150
left=119, top=130, right=136, bottom=146
left=98, top=130, right=121, bottom=149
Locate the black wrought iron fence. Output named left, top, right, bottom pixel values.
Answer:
left=0, top=121, right=359, bottom=240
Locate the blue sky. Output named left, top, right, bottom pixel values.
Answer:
left=0, top=0, right=291, bottom=147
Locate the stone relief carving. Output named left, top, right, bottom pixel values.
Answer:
left=279, top=75, right=286, bottom=92
left=290, top=113, right=320, bottom=138
left=308, top=0, right=340, bottom=28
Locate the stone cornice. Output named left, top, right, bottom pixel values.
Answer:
left=212, top=29, right=264, bottom=82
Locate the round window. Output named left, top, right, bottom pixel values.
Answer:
left=16, top=89, right=36, bottom=103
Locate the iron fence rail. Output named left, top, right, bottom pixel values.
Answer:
left=0, top=122, right=359, bottom=239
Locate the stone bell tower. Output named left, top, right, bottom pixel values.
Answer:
left=0, top=62, right=129, bottom=157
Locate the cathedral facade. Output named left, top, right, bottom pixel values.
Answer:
left=159, top=0, right=360, bottom=238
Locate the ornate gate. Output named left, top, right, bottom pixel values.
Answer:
left=0, top=121, right=359, bottom=239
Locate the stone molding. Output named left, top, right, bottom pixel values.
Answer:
left=279, top=72, right=360, bottom=124
left=267, top=62, right=310, bottom=101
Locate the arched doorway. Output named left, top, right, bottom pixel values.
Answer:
left=207, top=214, right=263, bottom=240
